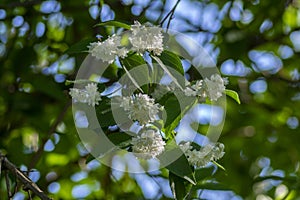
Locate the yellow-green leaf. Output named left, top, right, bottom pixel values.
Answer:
left=225, top=89, right=241, bottom=104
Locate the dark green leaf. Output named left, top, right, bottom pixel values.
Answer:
left=122, top=53, right=146, bottom=70
left=163, top=95, right=181, bottom=128
left=65, top=38, right=96, bottom=54
left=194, top=166, right=215, bottom=181
left=94, top=20, right=131, bottom=29
left=121, top=54, right=149, bottom=93
left=158, top=50, right=184, bottom=75
left=102, top=63, right=119, bottom=80
left=162, top=94, right=196, bottom=138
left=169, top=172, right=187, bottom=200
left=107, top=132, right=133, bottom=146
left=95, top=97, right=116, bottom=127
left=166, top=153, right=196, bottom=185
left=160, top=143, right=196, bottom=185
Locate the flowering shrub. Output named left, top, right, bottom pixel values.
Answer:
left=68, top=20, right=240, bottom=199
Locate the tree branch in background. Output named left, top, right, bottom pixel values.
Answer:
left=159, top=0, right=181, bottom=31
left=0, top=154, right=52, bottom=200
left=29, top=100, right=72, bottom=170
left=0, top=0, right=43, bottom=9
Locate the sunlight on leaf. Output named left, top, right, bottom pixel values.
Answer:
left=225, top=89, right=241, bottom=104
left=94, top=20, right=131, bottom=29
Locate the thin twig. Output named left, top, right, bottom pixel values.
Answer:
left=29, top=100, right=72, bottom=170
left=27, top=190, right=32, bottom=200
left=160, top=0, right=181, bottom=31
left=1, top=155, right=52, bottom=200
left=0, top=156, right=2, bottom=178
left=198, top=189, right=204, bottom=198
left=5, top=170, right=12, bottom=200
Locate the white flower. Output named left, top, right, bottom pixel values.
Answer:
left=131, top=129, right=165, bottom=159
left=179, top=142, right=225, bottom=168
left=178, top=141, right=192, bottom=152
left=120, top=93, right=161, bottom=125
left=204, top=74, right=226, bottom=101
left=183, top=74, right=227, bottom=101
left=88, top=34, right=128, bottom=64
left=210, top=143, right=225, bottom=160
left=184, top=80, right=207, bottom=97
left=69, top=83, right=101, bottom=106
left=129, top=21, right=164, bottom=55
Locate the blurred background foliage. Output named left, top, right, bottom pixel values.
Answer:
left=0, top=0, right=299, bottom=199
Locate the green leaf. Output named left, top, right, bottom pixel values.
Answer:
left=163, top=95, right=181, bottom=128
left=65, top=38, right=96, bottom=54
left=102, top=63, right=119, bottom=80
left=122, top=53, right=146, bottom=70
left=162, top=94, right=197, bottom=138
left=152, top=56, right=184, bottom=90
left=160, top=143, right=196, bottom=185
left=95, top=97, right=116, bottom=128
left=194, top=166, right=215, bottom=181
left=94, top=20, right=131, bottom=29
left=159, top=50, right=184, bottom=75
left=107, top=132, right=133, bottom=146
left=192, top=182, right=231, bottom=191
left=166, top=153, right=196, bottom=185
left=225, top=89, right=241, bottom=104
left=212, top=161, right=226, bottom=172
left=121, top=54, right=149, bottom=93
left=169, top=172, right=187, bottom=200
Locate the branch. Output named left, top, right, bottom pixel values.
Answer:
left=160, top=0, right=181, bottom=31
left=0, top=154, right=52, bottom=200
left=0, top=0, right=43, bottom=9
left=29, top=100, right=72, bottom=170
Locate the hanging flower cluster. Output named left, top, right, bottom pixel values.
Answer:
left=152, top=74, right=228, bottom=102
left=179, top=142, right=225, bottom=168
left=184, top=74, right=227, bottom=101
left=119, top=93, right=161, bottom=125
left=205, top=74, right=228, bottom=101
left=68, top=21, right=231, bottom=165
left=88, top=21, right=163, bottom=64
left=69, top=83, right=101, bottom=106
left=88, top=35, right=128, bottom=64
left=129, top=21, right=164, bottom=55
left=131, top=129, right=166, bottom=159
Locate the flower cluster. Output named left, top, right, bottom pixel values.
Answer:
left=184, top=80, right=206, bottom=97
left=131, top=129, right=166, bottom=159
left=179, top=142, right=225, bottom=168
left=88, top=21, right=164, bottom=64
left=129, top=21, right=164, bottom=55
left=205, top=74, right=227, bottom=101
left=69, top=22, right=231, bottom=163
left=69, top=83, right=101, bottom=106
left=184, top=74, right=227, bottom=101
left=88, top=35, right=128, bottom=64
left=119, top=93, right=161, bottom=125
